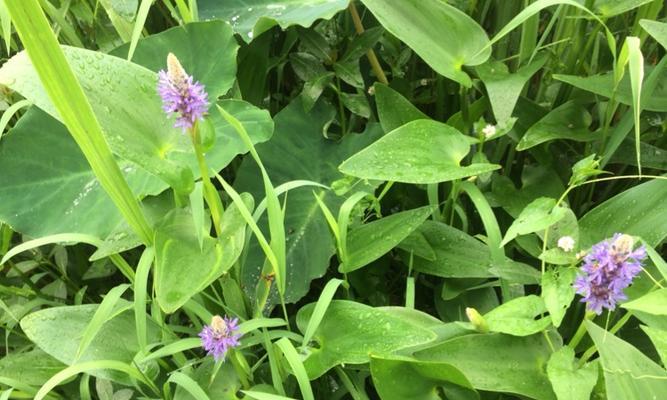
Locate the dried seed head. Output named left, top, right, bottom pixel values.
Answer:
left=211, top=315, right=227, bottom=336
left=166, top=53, right=188, bottom=89
left=612, top=234, right=634, bottom=255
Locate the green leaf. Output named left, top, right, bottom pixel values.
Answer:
left=0, top=349, right=65, bottom=387
left=174, top=360, right=240, bottom=400
left=111, top=21, right=238, bottom=99
left=340, top=119, right=499, bottom=184
left=546, top=347, right=598, bottom=400
left=476, top=56, right=546, bottom=123
left=501, top=198, right=567, bottom=246
left=370, top=355, right=476, bottom=400
left=197, top=0, right=349, bottom=42
left=586, top=321, right=667, bottom=399
left=590, top=0, right=656, bottom=17
left=0, top=46, right=193, bottom=193
left=640, top=325, right=667, bottom=366
left=234, top=99, right=382, bottom=305
left=0, top=108, right=164, bottom=239
left=340, top=206, right=433, bottom=273
left=641, top=19, right=667, bottom=49
left=579, top=179, right=667, bottom=248
left=622, top=289, right=667, bottom=315
left=296, top=300, right=437, bottom=379
left=415, top=332, right=559, bottom=400
left=410, top=221, right=539, bottom=284
left=541, top=268, right=577, bottom=328
left=374, top=83, right=428, bottom=133
left=360, top=0, right=490, bottom=87
left=155, top=196, right=251, bottom=313
left=484, top=295, right=552, bottom=336
left=516, top=101, right=594, bottom=151
left=555, top=68, right=667, bottom=112
left=20, top=302, right=159, bottom=385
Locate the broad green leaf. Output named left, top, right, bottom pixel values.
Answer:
left=415, top=332, right=559, bottom=400
left=491, top=165, right=564, bottom=218
left=484, top=295, right=551, bottom=336
left=579, top=179, right=667, bottom=248
left=174, top=360, right=240, bottom=400
left=0, top=99, right=270, bottom=245
left=296, top=300, right=437, bottom=379
left=20, top=302, right=160, bottom=385
left=155, top=196, right=250, bottom=313
left=397, top=230, right=437, bottom=261
left=0, top=46, right=193, bottom=193
left=586, top=321, right=667, bottom=399
left=476, top=56, right=546, bottom=123
left=109, top=0, right=138, bottom=21
left=374, top=83, right=428, bottom=133
left=546, top=347, right=598, bottom=400
left=541, top=267, right=577, bottom=328
left=584, top=0, right=656, bottom=17
left=411, top=221, right=539, bottom=283
left=622, top=289, right=667, bottom=315
left=0, top=108, right=164, bottom=239
left=640, top=325, right=667, bottom=366
left=234, top=99, right=382, bottom=305
left=501, top=198, right=567, bottom=246
left=340, top=206, right=433, bottom=273
left=641, top=20, right=667, bottom=49
left=516, top=101, right=593, bottom=151
left=554, top=68, right=667, bottom=112
left=339, top=120, right=499, bottom=184
left=0, top=349, right=65, bottom=387
left=198, top=0, right=349, bottom=42
left=370, top=355, right=476, bottom=400
left=111, top=21, right=238, bottom=99
left=360, top=0, right=490, bottom=87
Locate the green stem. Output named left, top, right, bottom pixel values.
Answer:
left=578, top=310, right=633, bottom=367
left=190, top=125, right=223, bottom=237
left=568, top=311, right=595, bottom=350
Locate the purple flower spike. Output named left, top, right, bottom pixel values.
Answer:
left=574, top=233, right=646, bottom=314
left=199, top=315, right=241, bottom=361
left=157, top=53, right=209, bottom=130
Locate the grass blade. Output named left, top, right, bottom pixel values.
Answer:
left=0, top=99, right=31, bottom=143
left=625, top=37, right=645, bottom=176
left=1, top=233, right=102, bottom=266
left=75, top=284, right=131, bottom=360
left=167, top=372, right=210, bottom=400
left=5, top=0, right=153, bottom=245
left=301, top=278, right=344, bottom=347
left=134, top=247, right=155, bottom=351
left=127, top=0, right=152, bottom=61
left=275, top=338, right=314, bottom=400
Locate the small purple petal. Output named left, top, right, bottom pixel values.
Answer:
left=199, top=316, right=241, bottom=361
left=157, top=67, right=209, bottom=130
left=573, top=233, right=646, bottom=314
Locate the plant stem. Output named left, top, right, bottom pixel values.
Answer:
left=568, top=311, right=595, bottom=350
left=348, top=1, right=388, bottom=84
left=190, top=125, right=223, bottom=237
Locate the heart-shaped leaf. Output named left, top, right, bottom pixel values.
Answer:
left=339, top=120, right=499, bottom=184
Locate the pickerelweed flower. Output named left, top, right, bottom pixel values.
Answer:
left=199, top=315, right=241, bottom=361
left=157, top=53, right=209, bottom=130
left=573, top=233, right=646, bottom=314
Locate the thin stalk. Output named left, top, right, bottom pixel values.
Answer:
left=348, top=1, right=388, bottom=84
left=568, top=311, right=595, bottom=349
left=189, top=124, right=223, bottom=236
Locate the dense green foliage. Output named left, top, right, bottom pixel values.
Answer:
left=0, top=0, right=667, bottom=399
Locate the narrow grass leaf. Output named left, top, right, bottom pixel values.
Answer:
left=76, top=284, right=131, bottom=360
left=242, top=391, right=297, bottom=400
left=337, top=191, right=369, bottom=262
left=141, top=338, right=202, bottom=362
left=4, top=0, right=153, bottom=245
left=0, top=99, right=31, bottom=142
left=167, top=372, right=210, bottom=400
left=127, top=0, right=152, bottom=61
left=625, top=37, right=644, bottom=175
left=1, top=233, right=103, bottom=266
left=275, top=338, right=315, bottom=400
left=302, top=278, right=345, bottom=347
left=35, top=360, right=155, bottom=400
left=239, top=318, right=287, bottom=335
left=134, top=247, right=155, bottom=350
